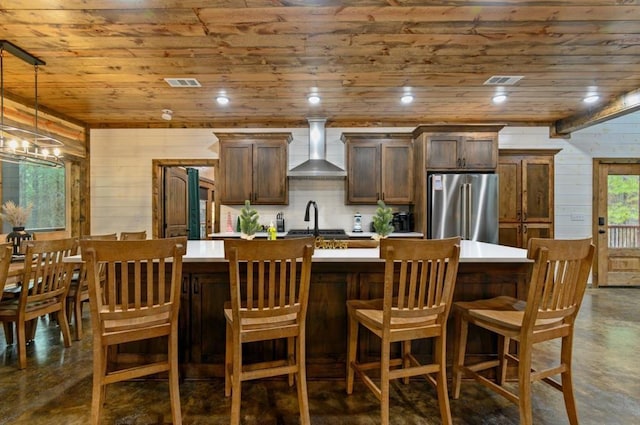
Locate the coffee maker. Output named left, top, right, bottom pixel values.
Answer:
left=392, top=211, right=414, bottom=232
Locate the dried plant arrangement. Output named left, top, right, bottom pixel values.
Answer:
left=0, top=201, right=33, bottom=228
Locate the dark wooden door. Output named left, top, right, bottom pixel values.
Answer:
left=164, top=167, right=189, bottom=237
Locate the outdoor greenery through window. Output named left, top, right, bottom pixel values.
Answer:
left=608, top=174, right=640, bottom=248
left=1, top=161, right=66, bottom=233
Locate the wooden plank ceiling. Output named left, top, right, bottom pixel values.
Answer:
left=0, top=0, right=639, bottom=136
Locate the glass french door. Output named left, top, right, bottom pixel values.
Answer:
left=595, top=161, right=640, bottom=286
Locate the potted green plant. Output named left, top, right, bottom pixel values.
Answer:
left=0, top=201, right=33, bottom=254
left=239, top=200, right=260, bottom=240
left=372, top=200, right=394, bottom=241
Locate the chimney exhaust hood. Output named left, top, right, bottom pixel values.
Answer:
left=288, top=118, right=347, bottom=179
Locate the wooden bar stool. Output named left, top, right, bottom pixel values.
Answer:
left=346, top=237, right=461, bottom=425
left=80, top=237, right=187, bottom=425
left=224, top=237, right=315, bottom=425
left=67, top=233, right=118, bottom=340
left=119, top=230, right=147, bottom=240
left=451, top=237, right=595, bottom=425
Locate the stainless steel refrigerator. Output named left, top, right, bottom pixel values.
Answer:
left=428, top=173, right=499, bottom=244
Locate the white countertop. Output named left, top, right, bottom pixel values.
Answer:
left=185, top=239, right=529, bottom=263
left=209, top=231, right=424, bottom=239
left=64, top=240, right=529, bottom=264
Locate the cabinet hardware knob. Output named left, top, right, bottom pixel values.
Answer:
left=523, top=224, right=527, bottom=233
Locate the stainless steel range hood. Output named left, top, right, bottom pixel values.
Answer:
left=288, top=118, right=347, bottom=179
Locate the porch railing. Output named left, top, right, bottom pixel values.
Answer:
left=608, top=225, right=640, bottom=248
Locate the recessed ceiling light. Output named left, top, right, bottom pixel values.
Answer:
left=216, top=95, right=229, bottom=105
left=583, top=94, right=600, bottom=104
left=308, top=94, right=321, bottom=105
left=400, top=94, right=414, bottom=104
left=161, top=109, right=173, bottom=120
left=492, top=94, right=508, bottom=104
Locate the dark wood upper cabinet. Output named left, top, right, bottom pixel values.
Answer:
left=218, top=133, right=291, bottom=205
left=413, top=125, right=502, bottom=171
left=342, top=133, right=413, bottom=205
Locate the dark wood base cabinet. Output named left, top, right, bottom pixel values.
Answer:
left=172, top=260, right=530, bottom=380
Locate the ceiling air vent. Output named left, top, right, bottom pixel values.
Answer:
left=164, top=78, right=201, bottom=88
left=483, top=76, right=524, bottom=86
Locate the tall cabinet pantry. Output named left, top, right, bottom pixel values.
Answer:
left=497, top=149, right=561, bottom=248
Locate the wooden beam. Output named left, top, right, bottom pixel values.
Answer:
left=552, top=88, right=640, bottom=138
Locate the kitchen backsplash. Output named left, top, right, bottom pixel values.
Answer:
left=220, top=179, right=410, bottom=233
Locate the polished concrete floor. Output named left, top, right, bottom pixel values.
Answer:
left=0, top=288, right=638, bottom=424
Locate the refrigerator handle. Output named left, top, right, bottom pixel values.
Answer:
left=461, top=182, right=470, bottom=240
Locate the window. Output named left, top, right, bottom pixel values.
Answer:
left=607, top=174, right=640, bottom=248
left=2, top=161, right=66, bottom=232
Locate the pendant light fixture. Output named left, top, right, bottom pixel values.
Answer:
left=0, top=40, right=64, bottom=167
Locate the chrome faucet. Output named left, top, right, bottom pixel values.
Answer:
left=304, top=200, right=319, bottom=237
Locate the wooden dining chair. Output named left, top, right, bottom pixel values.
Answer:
left=451, top=237, right=595, bottom=425
left=0, top=238, right=76, bottom=369
left=224, top=237, right=315, bottom=425
left=66, top=233, right=118, bottom=340
left=119, top=230, right=146, bottom=240
left=0, top=245, right=14, bottom=299
left=80, top=236, right=187, bottom=425
left=32, top=229, right=71, bottom=240
left=346, top=237, right=461, bottom=425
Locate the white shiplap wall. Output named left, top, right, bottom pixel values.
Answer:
left=90, top=113, right=640, bottom=237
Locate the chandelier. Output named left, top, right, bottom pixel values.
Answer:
left=0, top=40, right=64, bottom=167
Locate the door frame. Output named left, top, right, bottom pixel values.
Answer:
left=592, top=158, right=640, bottom=287
left=152, top=159, right=219, bottom=239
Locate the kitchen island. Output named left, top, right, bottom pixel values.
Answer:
left=169, top=240, right=531, bottom=379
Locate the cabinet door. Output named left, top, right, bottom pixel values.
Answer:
left=381, top=142, right=413, bottom=204
left=220, top=142, right=253, bottom=204
left=189, top=273, right=228, bottom=366
left=463, top=135, right=497, bottom=169
left=522, top=222, right=553, bottom=246
left=253, top=142, right=288, bottom=204
left=347, top=142, right=381, bottom=203
left=426, top=135, right=460, bottom=169
left=498, top=158, right=522, bottom=222
left=499, top=222, right=522, bottom=248
left=522, top=158, right=553, bottom=222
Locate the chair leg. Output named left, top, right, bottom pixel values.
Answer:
left=451, top=312, right=468, bottom=399
left=57, top=307, right=72, bottom=348
left=346, top=315, right=359, bottom=394
left=73, top=299, right=84, bottom=341
left=380, top=335, right=391, bottom=425
left=288, top=336, right=295, bottom=387
left=497, top=335, right=510, bottom=386
left=91, top=345, right=108, bottom=425
left=517, top=340, right=534, bottom=425
left=168, top=330, right=182, bottom=425
left=560, top=334, right=579, bottom=425
left=3, top=322, right=13, bottom=344
left=402, top=340, right=411, bottom=385
left=230, top=334, right=242, bottom=425
left=17, top=318, right=27, bottom=369
left=225, top=321, right=232, bottom=397
left=434, top=335, right=452, bottom=425
left=296, top=335, right=311, bottom=425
